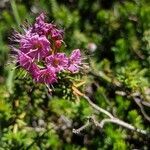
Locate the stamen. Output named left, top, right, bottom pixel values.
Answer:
left=38, top=52, right=40, bottom=62
left=26, top=48, right=38, bottom=55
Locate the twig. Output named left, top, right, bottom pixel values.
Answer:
left=83, top=95, right=114, bottom=119
left=74, top=95, right=148, bottom=135
left=141, top=101, right=150, bottom=107
left=99, top=118, right=147, bottom=135
left=89, top=69, right=150, bottom=122
left=134, top=97, right=150, bottom=122
left=73, top=120, right=90, bottom=134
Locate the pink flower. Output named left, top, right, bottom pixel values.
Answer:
left=45, top=53, right=68, bottom=72
left=32, top=13, right=64, bottom=40
left=20, top=34, right=50, bottom=61
left=34, top=67, right=57, bottom=84
left=67, top=49, right=81, bottom=73
left=18, top=52, right=39, bottom=75
left=32, top=13, right=52, bottom=36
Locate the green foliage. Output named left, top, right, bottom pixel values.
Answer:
left=0, top=0, right=150, bottom=149
left=105, top=127, right=127, bottom=150
left=117, top=61, right=148, bottom=91
left=128, top=110, right=143, bottom=129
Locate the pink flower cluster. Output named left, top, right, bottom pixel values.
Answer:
left=11, top=13, right=82, bottom=84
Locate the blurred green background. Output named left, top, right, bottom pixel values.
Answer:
left=0, top=0, right=150, bottom=149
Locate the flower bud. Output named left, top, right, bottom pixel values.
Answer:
left=55, top=40, right=62, bottom=49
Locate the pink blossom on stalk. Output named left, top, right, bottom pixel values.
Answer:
left=67, top=49, right=82, bottom=73
left=20, top=34, right=50, bottom=60
left=10, top=13, right=84, bottom=86
left=34, top=67, right=57, bottom=84
left=45, top=53, right=68, bottom=72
